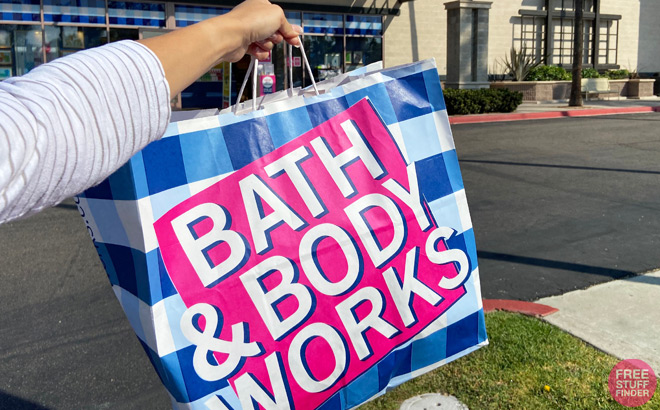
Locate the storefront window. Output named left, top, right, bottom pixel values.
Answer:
left=267, top=42, right=303, bottom=91
left=345, top=36, right=381, bottom=71
left=303, top=35, right=342, bottom=85
left=109, top=1, right=166, bottom=27
left=43, top=0, right=106, bottom=24
left=45, top=26, right=106, bottom=61
left=44, top=25, right=60, bottom=61
left=110, top=27, right=139, bottom=41
left=0, top=1, right=384, bottom=91
left=174, top=4, right=229, bottom=27
left=0, top=0, right=40, bottom=23
left=0, top=24, right=41, bottom=76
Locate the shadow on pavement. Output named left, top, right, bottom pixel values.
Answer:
left=461, top=159, right=660, bottom=176
left=625, top=274, right=660, bottom=286
left=0, top=391, right=50, bottom=410
left=477, top=250, right=635, bottom=279
left=590, top=116, right=660, bottom=122
left=54, top=202, right=79, bottom=211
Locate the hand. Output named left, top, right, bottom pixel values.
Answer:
left=137, top=0, right=302, bottom=95
left=222, top=0, right=302, bottom=62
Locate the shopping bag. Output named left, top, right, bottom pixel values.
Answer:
left=76, top=58, right=487, bottom=410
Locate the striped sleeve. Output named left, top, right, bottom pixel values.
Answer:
left=0, top=40, right=171, bottom=223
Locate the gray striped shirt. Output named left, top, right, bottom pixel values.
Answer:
left=0, top=40, right=171, bottom=223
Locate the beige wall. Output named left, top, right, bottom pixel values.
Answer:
left=600, top=1, right=640, bottom=72
left=308, top=0, right=658, bottom=76
left=488, top=0, right=545, bottom=76
left=637, top=0, right=660, bottom=73
left=382, top=0, right=446, bottom=72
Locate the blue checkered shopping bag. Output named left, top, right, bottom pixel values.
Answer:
left=76, top=59, right=487, bottom=410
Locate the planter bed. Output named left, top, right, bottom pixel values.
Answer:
left=490, top=79, right=655, bottom=101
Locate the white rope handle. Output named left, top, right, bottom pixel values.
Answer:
left=298, top=40, right=319, bottom=96
left=252, top=57, right=259, bottom=111
left=234, top=56, right=255, bottom=114
left=288, top=43, right=294, bottom=94
left=233, top=37, right=319, bottom=114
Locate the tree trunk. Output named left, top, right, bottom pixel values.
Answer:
left=569, top=0, right=584, bottom=106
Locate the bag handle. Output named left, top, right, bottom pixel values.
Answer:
left=233, top=37, right=319, bottom=114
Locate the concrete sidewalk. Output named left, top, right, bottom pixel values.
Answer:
left=449, top=97, right=660, bottom=124
left=537, top=270, right=660, bottom=377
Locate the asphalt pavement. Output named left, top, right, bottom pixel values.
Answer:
left=1, top=110, right=659, bottom=409
left=0, top=202, right=171, bottom=410
left=453, top=112, right=660, bottom=300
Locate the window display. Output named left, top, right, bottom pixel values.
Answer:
left=45, top=26, right=106, bottom=62
left=0, top=0, right=384, bottom=89
left=304, top=35, right=343, bottom=85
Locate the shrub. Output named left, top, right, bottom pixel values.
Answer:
left=500, top=46, right=542, bottom=81
left=603, top=69, right=630, bottom=80
left=581, top=68, right=601, bottom=78
left=443, top=88, right=523, bottom=115
left=525, top=65, right=571, bottom=81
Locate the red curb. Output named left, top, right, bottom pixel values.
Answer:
left=449, top=105, right=660, bottom=125
left=483, top=299, right=558, bottom=317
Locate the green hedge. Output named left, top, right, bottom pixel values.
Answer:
left=603, top=69, right=630, bottom=80
left=525, top=66, right=631, bottom=81
left=443, top=88, right=523, bottom=115
left=525, top=65, right=571, bottom=81
left=581, top=68, right=601, bottom=78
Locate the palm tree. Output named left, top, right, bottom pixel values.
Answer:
left=569, top=0, right=584, bottom=106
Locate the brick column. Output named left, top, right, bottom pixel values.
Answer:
left=444, top=0, right=492, bottom=89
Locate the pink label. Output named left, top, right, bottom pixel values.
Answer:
left=154, top=99, right=470, bottom=409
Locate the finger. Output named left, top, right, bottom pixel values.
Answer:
left=247, top=44, right=271, bottom=61
left=255, top=39, right=274, bottom=51
left=278, top=17, right=302, bottom=46
left=267, top=33, right=284, bottom=45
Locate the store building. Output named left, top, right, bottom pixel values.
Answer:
left=1, top=0, right=658, bottom=106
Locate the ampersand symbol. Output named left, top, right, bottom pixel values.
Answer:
left=181, top=303, right=263, bottom=381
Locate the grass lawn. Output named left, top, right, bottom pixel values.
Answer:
left=360, top=311, right=659, bottom=410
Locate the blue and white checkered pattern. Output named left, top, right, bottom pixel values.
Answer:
left=78, top=59, right=487, bottom=410
left=174, top=5, right=230, bottom=27
left=285, top=11, right=301, bottom=27
left=108, top=1, right=165, bottom=27
left=303, top=12, right=344, bottom=35
left=345, top=15, right=382, bottom=36
left=0, top=0, right=40, bottom=22
left=43, top=0, right=106, bottom=24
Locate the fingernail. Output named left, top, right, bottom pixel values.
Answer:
left=293, top=24, right=303, bottom=34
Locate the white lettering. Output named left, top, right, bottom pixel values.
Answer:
left=383, top=247, right=442, bottom=327
left=382, top=165, right=432, bottom=231
left=234, top=353, right=291, bottom=410
left=425, top=227, right=470, bottom=289
left=288, top=323, right=348, bottom=393
left=335, top=287, right=399, bottom=360
left=171, top=203, right=248, bottom=287
left=311, top=120, right=385, bottom=198
left=345, top=193, right=405, bottom=269
left=299, top=224, right=362, bottom=296
left=240, top=174, right=306, bottom=255
left=240, top=256, right=313, bottom=341
left=264, top=146, right=327, bottom=218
